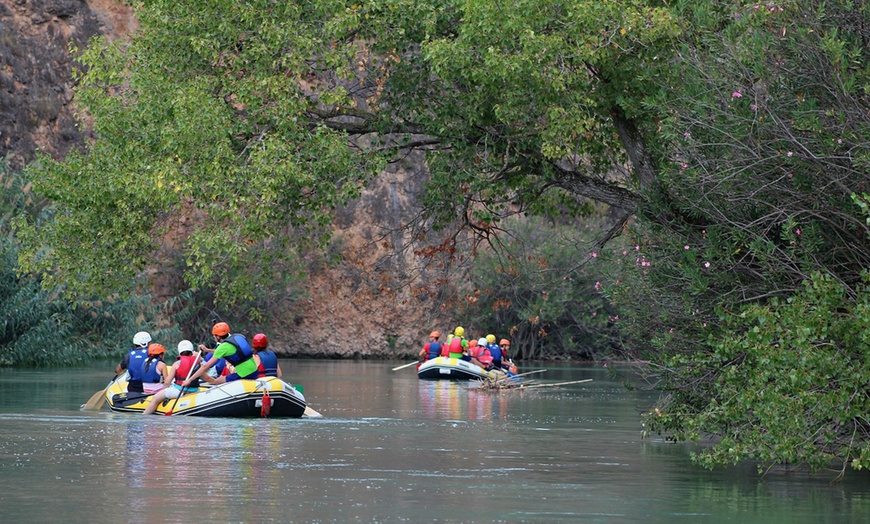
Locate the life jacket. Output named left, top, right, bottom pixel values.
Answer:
left=126, top=347, right=149, bottom=381
left=257, top=350, right=279, bottom=377
left=427, top=341, right=441, bottom=360
left=488, top=342, right=503, bottom=361
left=139, top=356, right=164, bottom=383
left=471, top=344, right=492, bottom=364
left=174, top=355, right=201, bottom=389
left=222, top=333, right=254, bottom=366
left=448, top=336, right=464, bottom=356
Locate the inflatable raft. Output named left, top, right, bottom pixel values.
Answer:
left=105, top=375, right=307, bottom=417
left=417, top=356, right=509, bottom=381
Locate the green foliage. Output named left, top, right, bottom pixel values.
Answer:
left=463, top=217, right=623, bottom=360
left=17, top=0, right=381, bottom=305
left=645, top=272, right=870, bottom=475
left=0, top=164, right=180, bottom=367
left=610, top=0, right=870, bottom=474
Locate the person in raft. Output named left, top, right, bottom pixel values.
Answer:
left=142, top=340, right=213, bottom=415
left=183, top=322, right=259, bottom=387
left=253, top=333, right=283, bottom=378
left=442, top=326, right=470, bottom=359
left=418, top=331, right=442, bottom=361
left=116, top=331, right=152, bottom=393
left=140, top=343, right=170, bottom=394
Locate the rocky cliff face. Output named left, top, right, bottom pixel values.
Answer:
left=0, top=0, right=454, bottom=358
left=0, top=0, right=134, bottom=169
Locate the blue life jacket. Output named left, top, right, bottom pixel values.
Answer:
left=427, top=341, right=441, bottom=359
left=223, top=333, right=254, bottom=366
left=488, top=343, right=503, bottom=361
left=126, top=347, right=149, bottom=381
left=258, top=350, right=279, bottom=376
left=138, top=356, right=163, bottom=383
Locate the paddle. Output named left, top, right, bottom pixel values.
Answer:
left=82, top=375, right=116, bottom=411
left=391, top=361, right=420, bottom=371
left=303, top=406, right=322, bottom=418
left=165, top=350, right=201, bottom=416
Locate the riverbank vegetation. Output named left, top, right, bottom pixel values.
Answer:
left=7, top=0, right=869, bottom=475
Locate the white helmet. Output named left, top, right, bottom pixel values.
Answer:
left=478, top=338, right=488, bottom=347
left=133, top=331, right=152, bottom=347
left=177, top=340, right=194, bottom=354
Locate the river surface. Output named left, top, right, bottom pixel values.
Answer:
left=0, top=360, right=868, bottom=523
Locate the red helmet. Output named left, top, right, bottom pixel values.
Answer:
left=429, top=331, right=440, bottom=339
left=252, top=333, right=268, bottom=349
left=147, top=343, right=166, bottom=357
left=212, top=322, right=230, bottom=336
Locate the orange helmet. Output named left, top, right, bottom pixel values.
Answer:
left=499, top=339, right=510, bottom=346
left=252, top=333, right=268, bottom=349
left=212, top=322, right=230, bottom=336
left=147, top=343, right=166, bottom=357
left=429, top=331, right=440, bottom=339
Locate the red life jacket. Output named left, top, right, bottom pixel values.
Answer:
left=174, top=355, right=201, bottom=388
left=448, top=336, right=464, bottom=355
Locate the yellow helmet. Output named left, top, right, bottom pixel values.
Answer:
left=486, top=334, right=496, bottom=344
left=454, top=326, right=465, bottom=337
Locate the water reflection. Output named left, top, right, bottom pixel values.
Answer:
left=416, top=380, right=511, bottom=421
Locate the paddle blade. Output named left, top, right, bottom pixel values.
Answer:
left=82, top=388, right=106, bottom=411
left=303, top=406, right=322, bottom=418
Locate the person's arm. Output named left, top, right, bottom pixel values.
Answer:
left=163, top=362, right=179, bottom=387
left=276, top=363, right=283, bottom=379
left=115, top=353, right=129, bottom=375
left=183, top=355, right=216, bottom=386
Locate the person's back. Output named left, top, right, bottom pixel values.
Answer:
left=253, top=333, right=282, bottom=378
left=139, top=343, right=168, bottom=394
left=119, top=331, right=152, bottom=393
left=418, top=331, right=441, bottom=361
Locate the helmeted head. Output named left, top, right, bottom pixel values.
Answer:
left=486, top=334, right=496, bottom=344
left=499, top=339, right=510, bottom=347
left=468, top=339, right=478, bottom=347
left=478, top=338, right=488, bottom=347
left=429, top=331, right=440, bottom=340
left=454, top=326, right=464, bottom=338
left=252, top=333, right=268, bottom=349
left=212, top=322, right=231, bottom=337
left=133, top=331, right=152, bottom=348
left=147, top=343, right=166, bottom=357
left=177, top=340, right=194, bottom=355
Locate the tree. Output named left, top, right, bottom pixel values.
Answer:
left=16, top=0, right=680, bottom=307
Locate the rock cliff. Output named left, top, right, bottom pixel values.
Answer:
left=0, top=0, right=455, bottom=358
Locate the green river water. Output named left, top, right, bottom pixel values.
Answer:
left=0, top=360, right=868, bottom=523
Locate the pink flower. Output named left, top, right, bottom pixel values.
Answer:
left=684, top=131, right=691, bottom=138
left=787, top=173, right=794, bottom=178
left=731, top=91, right=742, bottom=98
left=594, top=281, right=602, bottom=291
left=704, top=262, right=710, bottom=268
left=684, top=245, right=690, bottom=250
left=796, top=229, right=801, bottom=235
left=635, top=245, right=640, bottom=251
left=591, top=252, right=598, bottom=258
left=838, top=138, right=843, bottom=144
left=787, top=151, right=793, bottom=157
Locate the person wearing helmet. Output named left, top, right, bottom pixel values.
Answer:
left=253, top=333, right=283, bottom=378
left=470, top=337, right=493, bottom=369
left=139, top=343, right=169, bottom=394
left=417, top=331, right=442, bottom=362
left=443, top=326, right=470, bottom=359
left=115, top=331, right=152, bottom=393
left=492, top=338, right=513, bottom=370
left=143, top=340, right=208, bottom=415
left=184, top=322, right=258, bottom=387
